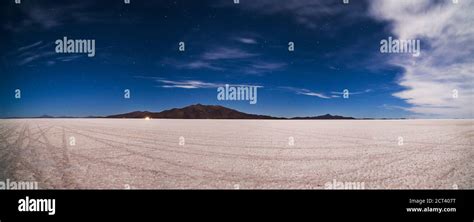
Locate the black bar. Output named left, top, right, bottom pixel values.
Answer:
left=0, top=190, right=472, bottom=221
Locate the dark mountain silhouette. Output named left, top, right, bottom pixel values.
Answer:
left=106, top=104, right=353, bottom=119
left=291, top=114, right=355, bottom=120
left=107, top=111, right=156, bottom=118
left=106, top=104, right=279, bottom=119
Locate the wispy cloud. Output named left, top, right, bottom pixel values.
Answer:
left=13, top=41, right=83, bottom=66
left=162, top=47, right=258, bottom=70
left=135, top=77, right=263, bottom=89
left=161, top=57, right=224, bottom=71
left=331, top=89, right=372, bottom=95
left=216, top=0, right=363, bottom=29
left=56, top=55, right=84, bottom=62
left=234, top=37, right=258, bottom=44
left=243, top=62, right=287, bottom=75
left=251, top=62, right=286, bottom=70
left=202, top=47, right=258, bottom=60
left=380, top=104, right=410, bottom=111
left=17, top=41, right=43, bottom=51
left=282, top=87, right=373, bottom=99
left=18, top=51, right=56, bottom=66
left=176, top=60, right=224, bottom=71
left=3, top=2, right=137, bottom=33
left=369, top=0, right=474, bottom=118
left=4, top=3, right=86, bottom=32
left=156, top=79, right=221, bottom=89
left=281, top=87, right=331, bottom=99
left=162, top=47, right=285, bottom=75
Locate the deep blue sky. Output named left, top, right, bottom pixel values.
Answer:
left=0, top=0, right=426, bottom=118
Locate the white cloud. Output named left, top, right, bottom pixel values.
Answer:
left=331, top=89, right=372, bottom=95
left=369, top=0, right=474, bottom=118
left=234, top=37, right=257, bottom=44
left=155, top=79, right=221, bottom=89
left=281, top=87, right=330, bottom=99
left=162, top=47, right=285, bottom=75
left=202, top=47, right=258, bottom=60
left=243, top=62, right=287, bottom=75
left=251, top=62, right=286, bottom=70
left=12, top=41, right=81, bottom=66
left=145, top=78, right=262, bottom=89
left=283, top=87, right=372, bottom=100
left=180, top=61, right=224, bottom=71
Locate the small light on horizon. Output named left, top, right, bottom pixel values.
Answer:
left=145, top=116, right=151, bottom=120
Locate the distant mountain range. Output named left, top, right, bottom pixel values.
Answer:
left=106, top=104, right=354, bottom=120
left=291, top=114, right=355, bottom=120
left=4, top=104, right=356, bottom=120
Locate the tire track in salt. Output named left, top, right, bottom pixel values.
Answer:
left=65, top=126, right=356, bottom=162
left=35, top=124, right=78, bottom=188
left=0, top=122, right=47, bottom=186
left=61, top=125, right=309, bottom=186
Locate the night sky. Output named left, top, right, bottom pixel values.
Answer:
left=1, top=0, right=472, bottom=118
